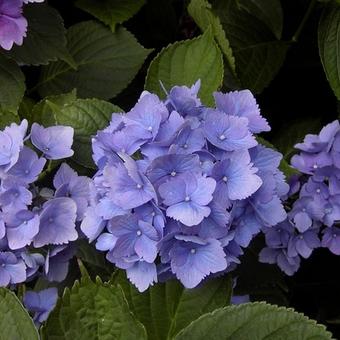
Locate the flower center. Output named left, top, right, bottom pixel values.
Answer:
left=219, top=134, right=226, bottom=141
left=190, top=248, right=196, bottom=254
left=136, top=230, right=142, bottom=236
left=137, top=184, right=143, bottom=189
left=222, top=176, right=228, bottom=182
left=185, top=196, right=190, bottom=202
left=171, top=171, right=177, bottom=177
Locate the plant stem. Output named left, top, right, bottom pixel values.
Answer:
left=37, top=159, right=54, bottom=182
left=291, top=0, right=317, bottom=42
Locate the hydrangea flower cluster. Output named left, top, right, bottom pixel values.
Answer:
left=260, top=120, right=340, bottom=275
left=81, top=81, right=289, bottom=292
left=0, top=0, right=44, bottom=50
left=0, top=120, right=90, bottom=287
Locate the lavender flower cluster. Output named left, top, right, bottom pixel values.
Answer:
left=260, top=120, right=340, bottom=275
left=81, top=81, right=289, bottom=292
left=0, top=120, right=90, bottom=288
left=0, top=0, right=44, bottom=51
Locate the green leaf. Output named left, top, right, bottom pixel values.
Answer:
left=18, top=97, right=36, bottom=122
left=0, top=110, right=20, bottom=129
left=112, top=271, right=232, bottom=339
left=37, top=21, right=151, bottom=100
left=75, top=0, right=145, bottom=32
left=0, top=288, right=39, bottom=340
left=238, top=0, right=283, bottom=39
left=145, top=27, right=224, bottom=106
left=211, top=0, right=288, bottom=93
left=31, top=90, right=77, bottom=127
left=4, top=4, right=73, bottom=66
left=188, top=0, right=236, bottom=77
left=50, top=98, right=123, bottom=168
left=0, top=54, right=25, bottom=112
left=318, top=4, right=340, bottom=100
left=43, top=277, right=147, bottom=340
left=175, top=302, right=333, bottom=340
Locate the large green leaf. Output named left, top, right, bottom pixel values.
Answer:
left=188, top=0, right=236, bottom=77
left=75, top=0, right=145, bottom=32
left=145, top=28, right=224, bottom=105
left=0, top=288, right=39, bottom=340
left=0, top=110, right=20, bottom=129
left=49, top=98, right=123, bottom=168
left=211, top=0, right=288, bottom=93
left=175, top=302, right=333, bottom=340
left=4, top=4, right=72, bottom=66
left=37, top=21, right=151, bottom=100
left=0, top=54, right=25, bottom=112
left=238, top=0, right=283, bottom=39
left=43, top=277, right=147, bottom=340
left=32, top=90, right=77, bottom=126
left=112, top=271, right=232, bottom=340
left=318, top=4, right=340, bottom=100
left=18, top=97, right=36, bottom=122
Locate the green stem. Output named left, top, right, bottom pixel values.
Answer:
left=37, top=159, right=54, bottom=182
left=291, top=0, right=317, bottom=42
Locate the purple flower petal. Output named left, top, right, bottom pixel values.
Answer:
left=214, top=90, right=270, bottom=133
left=126, top=261, right=157, bottom=292
left=204, top=110, right=257, bottom=151
left=34, top=198, right=77, bottom=247
left=30, top=123, right=74, bottom=160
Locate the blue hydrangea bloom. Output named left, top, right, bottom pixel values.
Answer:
left=82, top=81, right=287, bottom=291
left=0, top=119, right=89, bottom=290
left=260, top=119, right=340, bottom=275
